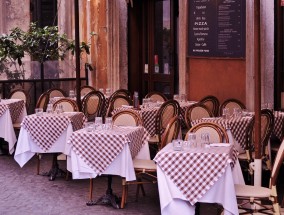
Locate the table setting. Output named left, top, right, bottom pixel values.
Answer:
left=65, top=121, right=150, bottom=208
left=14, top=111, right=86, bottom=175
left=154, top=138, right=244, bottom=215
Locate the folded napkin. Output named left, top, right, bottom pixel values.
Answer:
left=121, top=105, right=133, bottom=108
left=210, top=143, right=230, bottom=147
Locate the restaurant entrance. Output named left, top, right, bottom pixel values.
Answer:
left=128, top=0, right=178, bottom=98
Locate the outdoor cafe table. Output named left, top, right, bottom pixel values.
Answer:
left=14, top=112, right=85, bottom=179
left=154, top=143, right=245, bottom=215
left=192, top=116, right=254, bottom=153
left=65, top=125, right=150, bottom=207
left=112, top=101, right=196, bottom=136
left=0, top=99, right=27, bottom=154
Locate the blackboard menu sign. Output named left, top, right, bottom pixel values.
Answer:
left=188, top=0, right=246, bottom=58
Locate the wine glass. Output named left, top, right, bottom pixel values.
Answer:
left=95, top=117, right=103, bottom=130
left=200, top=133, right=210, bottom=148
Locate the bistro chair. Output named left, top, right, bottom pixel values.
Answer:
left=199, top=95, right=220, bottom=117
left=35, top=92, right=49, bottom=112
left=81, top=90, right=105, bottom=121
left=186, top=122, right=229, bottom=143
left=120, top=116, right=181, bottom=208
left=112, top=109, right=143, bottom=127
left=46, top=88, right=66, bottom=98
left=238, top=109, right=274, bottom=174
left=145, top=91, right=168, bottom=103
left=80, top=85, right=95, bottom=98
left=148, top=99, right=180, bottom=151
left=184, top=103, right=213, bottom=129
left=235, top=138, right=284, bottom=214
left=108, top=89, right=132, bottom=100
left=106, top=95, right=133, bottom=117
left=8, top=89, right=31, bottom=130
left=8, top=89, right=31, bottom=111
left=220, top=98, right=246, bottom=116
left=53, top=98, right=79, bottom=112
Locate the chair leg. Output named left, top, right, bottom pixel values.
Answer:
left=89, top=178, right=93, bottom=201
left=65, top=171, right=70, bottom=181
left=37, top=154, right=41, bottom=175
left=121, top=178, right=127, bottom=209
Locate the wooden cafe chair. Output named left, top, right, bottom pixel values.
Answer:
left=199, top=95, right=220, bottom=117
left=105, top=94, right=133, bottom=117
left=235, top=138, right=284, bottom=214
left=148, top=99, right=180, bottom=150
left=53, top=98, right=79, bottom=112
left=220, top=98, right=246, bottom=116
left=81, top=90, right=105, bottom=121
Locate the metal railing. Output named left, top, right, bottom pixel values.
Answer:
left=0, top=77, right=88, bottom=114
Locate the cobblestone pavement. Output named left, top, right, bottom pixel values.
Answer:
left=0, top=151, right=283, bottom=215
left=0, top=154, right=160, bottom=215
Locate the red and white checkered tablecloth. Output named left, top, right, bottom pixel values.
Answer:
left=0, top=100, right=25, bottom=123
left=273, top=111, right=284, bottom=141
left=22, top=112, right=85, bottom=152
left=192, top=117, right=253, bottom=150
left=154, top=145, right=238, bottom=205
left=68, top=126, right=149, bottom=174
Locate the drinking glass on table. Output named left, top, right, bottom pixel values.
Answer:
left=95, top=117, right=103, bottom=130
left=105, top=117, right=113, bottom=130
left=200, top=133, right=210, bottom=148
left=35, top=108, right=43, bottom=116
left=186, top=132, right=197, bottom=149
left=173, top=94, right=179, bottom=102
left=233, top=107, right=241, bottom=118
left=46, top=104, right=53, bottom=114
left=222, top=108, right=230, bottom=120
left=105, top=88, right=111, bottom=97
left=69, top=90, right=75, bottom=98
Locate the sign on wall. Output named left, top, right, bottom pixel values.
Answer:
left=188, top=0, right=246, bottom=58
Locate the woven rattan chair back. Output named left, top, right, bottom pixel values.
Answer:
left=53, top=98, right=79, bottom=112
left=160, top=116, right=181, bottom=149
left=155, top=99, right=180, bottom=143
left=112, top=110, right=143, bottom=127
left=9, top=89, right=31, bottom=110
left=220, top=98, right=246, bottom=116
left=145, top=91, right=168, bottom=103
left=109, top=89, right=132, bottom=101
left=106, top=95, right=133, bottom=117
left=200, top=95, right=220, bottom=117
left=80, top=86, right=96, bottom=97
left=187, top=122, right=229, bottom=143
left=251, top=109, right=274, bottom=157
left=47, top=88, right=66, bottom=98
left=35, top=92, right=49, bottom=111
left=184, top=103, right=213, bottom=129
left=81, top=90, right=105, bottom=121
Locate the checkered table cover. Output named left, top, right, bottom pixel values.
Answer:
left=273, top=111, right=284, bottom=140
left=22, top=112, right=86, bottom=152
left=68, top=126, right=149, bottom=174
left=192, top=116, right=253, bottom=149
left=0, top=99, right=25, bottom=123
left=154, top=145, right=238, bottom=205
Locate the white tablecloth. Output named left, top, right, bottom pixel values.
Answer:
left=66, top=127, right=150, bottom=182
left=0, top=99, right=27, bottom=154
left=14, top=120, right=74, bottom=167
left=157, top=144, right=245, bottom=215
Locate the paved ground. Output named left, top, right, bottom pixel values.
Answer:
left=0, top=145, right=283, bottom=215
left=0, top=153, right=160, bottom=215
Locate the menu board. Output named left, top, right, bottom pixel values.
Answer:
left=188, top=0, right=246, bottom=58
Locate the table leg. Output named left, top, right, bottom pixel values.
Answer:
left=40, top=153, right=66, bottom=181
left=86, top=175, right=120, bottom=209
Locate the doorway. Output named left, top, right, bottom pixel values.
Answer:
left=128, top=0, right=178, bottom=98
